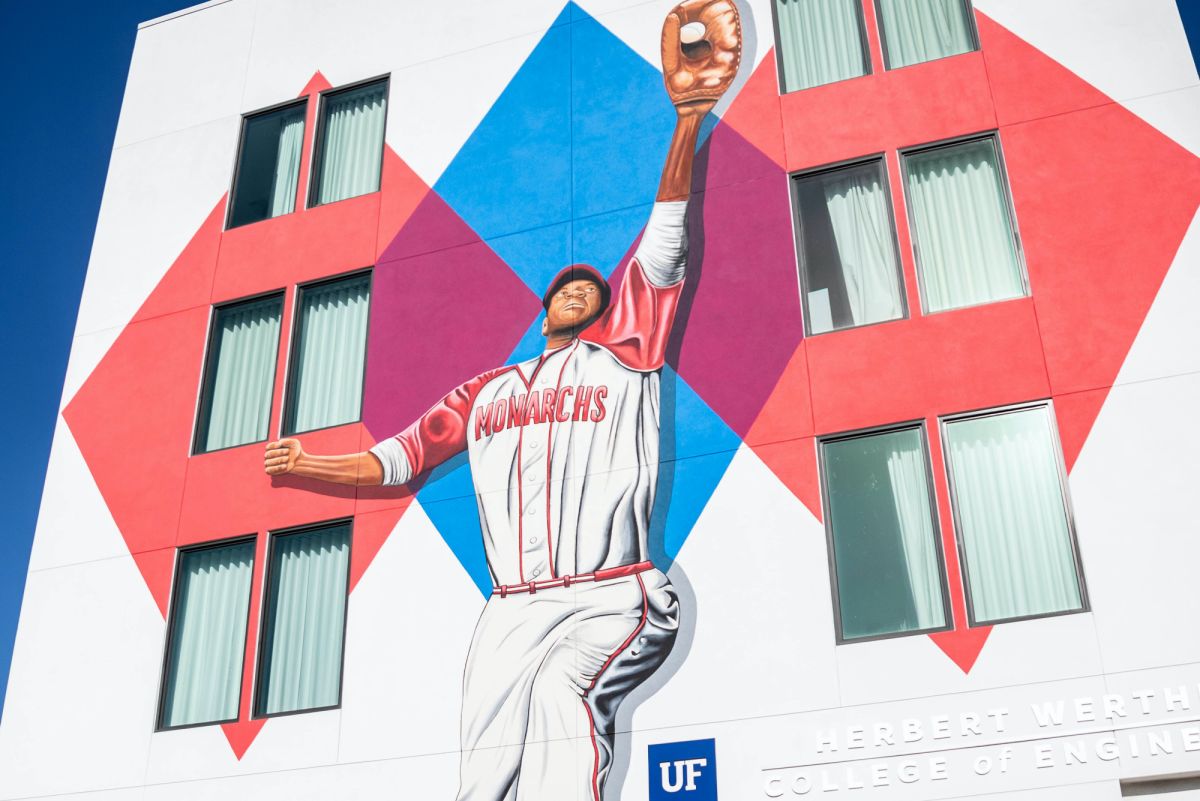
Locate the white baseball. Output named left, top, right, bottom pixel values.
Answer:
left=680, top=21, right=706, bottom=45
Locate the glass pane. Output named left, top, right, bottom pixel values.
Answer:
left=795, top=161, right=905, bottom=333
left=775, top=0, right=869, bottom=92
left=905, top=138, right=1025, bottom=313
left=228, top=103, right=306, bottom=228
left=314, top=81, right=388, bottom=205
left=256, top=524, right=351, bottom=716
left=285, top=274, right=371, bottom=433
left=878, top=0, right=975, bottom=69
left=824, top=428, right=947, bottom=640
left=160, top=541, right=255, bottom=728
left=944, top=407, right=1083, bottom=623
left=197, top=296, right=283, bottom=452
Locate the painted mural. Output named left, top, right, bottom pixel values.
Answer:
left=46, top=0, right=1200, bottom=796
left=262, top=2, right=740, bottom=797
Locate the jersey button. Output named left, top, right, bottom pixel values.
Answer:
left=528, top=537, right=538, bottom=545
left=530, top=440, right=541, bottom=449
left=531, top=567, right=542, bottom=577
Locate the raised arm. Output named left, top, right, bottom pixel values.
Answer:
left=657, top=0, right=741, bottom=202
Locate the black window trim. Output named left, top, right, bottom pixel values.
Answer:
left=788, top=152, right=909, bottom=337
left=873, top=0, right=981, bottom=72
left=817, top=419, right=955, bottom=645
left=251, top=517, right=355, bottom=720
left=191, top=289, right=287, bottom=456
left=306, top=74, right=391, bottom=209
left=279, top=267, right=375, bottom=438
left=898, top=130, right=1030, bottom=316
left=770, top=0, right=874, bottom=95
left=224, top=97, right=310, bottom=231
left=937, top=399, right=1091, bottom=628
left=155, top=534, right=259, bottom=732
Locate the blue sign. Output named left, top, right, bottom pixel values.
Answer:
left=649, top=738, right=718, bottom=800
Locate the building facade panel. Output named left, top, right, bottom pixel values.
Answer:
left=4, top=0, right=1199, bottom=799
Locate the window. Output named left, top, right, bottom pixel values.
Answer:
left=903, top=135, right=1026, bottom=313
left=195, top=294, right=284, bottom=453
left=942, top=404, right=1086, bottom=625
left=792, top=158, right=905, bottom=334
left=283, top=272, right=371, bottom=434
left=228, top=102, right=306, bottom=228
left=774, top=0, right=870, bottom=92
left=158, top=540, right=256, bottom=729
left=820, top=426, right=949, bottom=641
left=254, top=522, right=352, bottom=717
left=310, top=79, right=388, bottom=206
left=876, top=0, right=977, bottom=69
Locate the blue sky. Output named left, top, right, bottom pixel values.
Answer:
left=0, top=1, right=1196, bottom=720
left=0, top=0, right=187, bottom=716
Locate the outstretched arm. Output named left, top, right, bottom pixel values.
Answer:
left=264, top=440, right=383, bottom=486
left=657, top=0, right=741, bottom=202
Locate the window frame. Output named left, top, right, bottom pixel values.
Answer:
left=770, top=0, right=873, bottom=95
left=873, top=0, right=980, bottom=72
left=938, top=399, right=1090, bottom=628
left=191, top=290, right=286, bottom=456
left=788, top=153, right=908, bottom=337
left=898, top=131, right=1029, bottom=316
left=251, top=518, right=355, bottom=720
left=817, top=420, right=955, bottom=644
left=224, top=97, right=310, bottom=231
left=280, top=267, right=374, bottom=437
left=155, top=535, right=258, bottom=732
left=306, top=75, right=391, bottom=209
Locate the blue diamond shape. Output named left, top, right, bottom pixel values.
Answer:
left=419, top=2, right=739, bottom=593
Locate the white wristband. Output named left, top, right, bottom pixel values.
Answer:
left=369, top=438, right=413, bottom=486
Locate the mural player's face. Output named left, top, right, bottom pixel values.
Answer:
left=544, top=279, right=603, bottom=337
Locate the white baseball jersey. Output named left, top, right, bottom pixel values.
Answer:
left=370, top=200, right=688, bottom=801
left=371, top=201, right=689, bottom=588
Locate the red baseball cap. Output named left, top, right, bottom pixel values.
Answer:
left=542, top=264, right=612, bottom=312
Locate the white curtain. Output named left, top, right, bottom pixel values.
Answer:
left=161, top=542, right=256, bottom=728
left=258, top=525, right=351, bottom=716
left=821, top=168, right=904, bottom=331
left=878, top=0, right=974, bottom=69
left=776, top=0, right=868, bottom=92
left=905, top=138, right=1024, bottom=313
left=945, top=407, right=1083, bottom=623
left=202, top=297, right=282, bottom=452
left=268, top=108, right=305, bottom=217
left=287, top=275, right=371, bottom=433
left=886, top=446, right=946, bottom=629
left=316, top=82, right=387, bottom=204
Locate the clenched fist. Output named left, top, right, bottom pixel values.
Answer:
left=264, top=438, right=303, bottom=476
left=662, top=0, right=741, bottom=112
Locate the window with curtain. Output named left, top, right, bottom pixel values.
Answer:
left=311, top=79, right=388, bottom=205
left=793, top=159, right=906, bottom=334
left=904, top=136, right=1026, bottom=313
left=774, top=0, right=870, bottom=92
left=255, top=522, right=351, bottom=717
left=195, top=294, right=284, bottom=453
left=284, top=273, right=371, bottom=434
left=228, top=102, right=307, bottom=228
left=822, top=427, right=948, bottom=640
left=943, top=405, right=1085, bottom=624
left=877, top=0, right=976, bottom=69
left=159, top=540, right=256, bottom=729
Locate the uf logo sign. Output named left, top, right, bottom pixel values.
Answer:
left=649, top=738, right=718, bottom=800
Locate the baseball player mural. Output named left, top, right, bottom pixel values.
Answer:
left=263, top=1, right=741, bottom=797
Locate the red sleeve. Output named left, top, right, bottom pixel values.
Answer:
left=389, top=366, right=512, bottom=476
left=579, top=257, right=683, bottom=371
